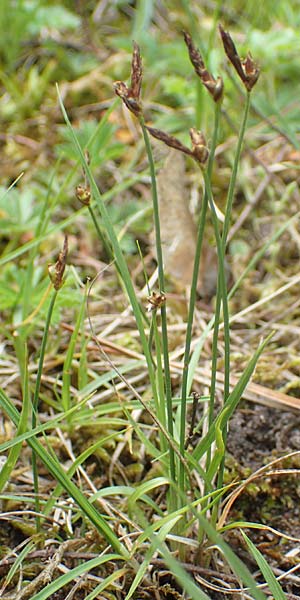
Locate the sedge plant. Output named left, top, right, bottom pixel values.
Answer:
left=69, top=25, right=280, bottom=595
left=57, top=25, right=280, bottom=596
left=0, top=22, right=290, bottom=600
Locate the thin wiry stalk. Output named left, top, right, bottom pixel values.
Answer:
left=32, top=288, right=58, bottom=530
left=212, top=90, right=252, bottom=515
left=203, top=169, right=231, bottom=437
left=179, top=102, right=221, bottom=495
left=206, top=91, right=251, bottom=468
left=179, top=103, right=221, bottom=491
left=87, top=204, right=113, bottom=262
left=200, top=166, right=232, bottom=541
left=222, top=91, right=251, bottom=248
left=149, top=314, right=168, bottom=457
left=139, top=116, right=176, bottom=487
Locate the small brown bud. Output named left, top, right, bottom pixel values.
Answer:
left=242, top=52, right=259, bottom=90
left=48, top=236, right=68, bottom=290
left=76, top=184, right=91, bottom=206
left=183, top=31, right=223, bottom=102
left=190, top=128, right=209, bottom=164
left=147, top=291, right=166, bottom=312
left=219, top=24, right=259, bottom=91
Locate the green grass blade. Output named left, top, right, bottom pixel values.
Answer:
left=1, top=539, right=35, bottom=593
left=192, top=331, right=274, bottom=462
left=154, top=540, right=212, bottom=600
left=61, top=285, right=87, bottom=414
left=29, top=553, right=123, bottom=600
left=42, top=429, right=127, bottom=517
left=0, top=388, right=129, bottom=558
left=190, top=511, right=268, bottom=600
left=127, top=477, right=169, bottom=514
left=241, top=530, right=287, bottom=600
left=0, top=344, right=30, bottom=492
left=0, top=395, right=92, bottom=453
left=125, top=516, right=182, bottom=600
left=84, top=567, right=126, bottom=600
left=140, top=118, right=176, bottom=484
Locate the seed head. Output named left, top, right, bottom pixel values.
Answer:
left=114, top=42, right=143, bottom=116
left=48, top=236, right=68, bottom=290
left=147, top=291, right=166, bottom=312
left=190, top=128, right=209, bottom=164
left=76, top=184, right=91, bottom=206
left=146, top=125, right=209, bottom=166
left=183, top=31, right=223, bottom=102
left=219, top=24, right=259, bottom=91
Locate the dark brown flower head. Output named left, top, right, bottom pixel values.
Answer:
left=48, top=236, right=68, bottom=290
left=147, top=291, right=166, bottom=312
left=76, top=184, right=91, bottom=206
left=219, top=24, right=259, bottom=91
left=114, top=41, right=143, bottom=116
left=183, top=31, right=223, bottom=102
left=146, top=126, right=209, bottom=166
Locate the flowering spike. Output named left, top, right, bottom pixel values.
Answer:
left=242, top=52, right=259, bottom=89
left=147, top=291, right=166, bottom=312
left=76, top=184, right=91, bottom=206
left=183, top=31, right=223, bottom=102
left=189, top=129, right=209, bottom=164
left=146, top=126, right=194, bottom=158
left=146, top=126, right=209, bottom=166
left=48, top=236, right=68, bottom=290
left=114, top=41, right=143, bottom=117
left=219, top=24, right=259, bottom=91
left=131, top=41, right=142, bottom=99
left=183, top=31, right=206, bottom=76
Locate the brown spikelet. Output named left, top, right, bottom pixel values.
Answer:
left=131, top=41, right=142, bottom=99
left=146, top=126, right=194, bottom=158
left=190, top=128, right=209, bottom=164
left=48, top=236, right=68, bottom=290
left=114, top=41, right=143, bottom=116
left=146, top=126, right=209, bottom=166
left=183, top=31, right=223, bottom=102
left=75, top=184, right=91, bottom=206
left=219, top=24, right=259, bottom=91
left=146, top=291, right=166, bottom=312
left=183, top=31, right=206, bottom=75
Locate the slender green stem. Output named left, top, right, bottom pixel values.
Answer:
left=88, top=204, right=113, bottom=262
left=208, top=92, right=251, bottom=449
left=139, top=117, right=176, bottom=485
left=204, top=173, right=231, bottom=405
left=179, top=102, right=221, bottom=495
left=211, top=91, right=252, bottom=513
left=32, top=288, right=58, bottom=530
left=201, top=167, right=232, bottom=542
left=152, top=313, right=168, bottom=455
left=222, top=91, right=251, bottom=249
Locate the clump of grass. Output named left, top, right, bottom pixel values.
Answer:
left=0, top=22, right=292, bottom=600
